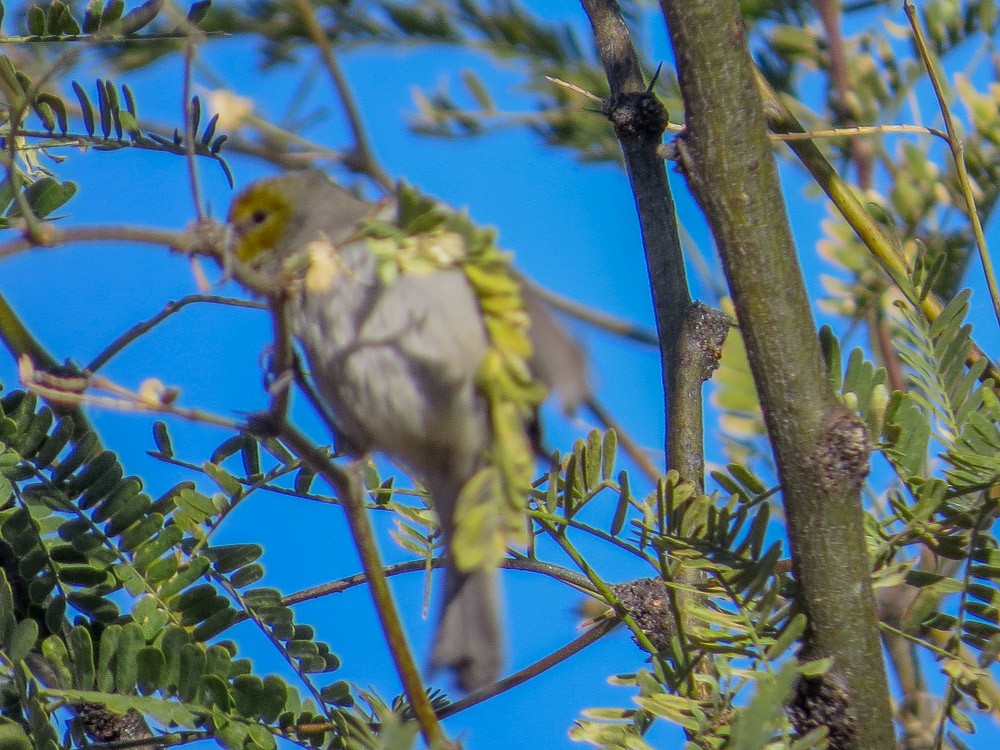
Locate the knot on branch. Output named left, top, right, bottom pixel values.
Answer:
left=603, top=90, right=667, bottom=143
left=786, top=672, right=857, bottom=750
left=611, top=577, right=675, bottom=653
left=75, top=701, right=154, bottom=744
left=816, top=409, right=870, bottom=493
left=679, top=302, right=732, bottom=382
left=177, top=217, right=228, bottom=261
left=246, top=410, right=283, bottom=439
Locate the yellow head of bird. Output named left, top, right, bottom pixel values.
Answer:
left=227, top=181, right=295, bottom=265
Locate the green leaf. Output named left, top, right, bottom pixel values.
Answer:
left=119, top=0, right=163, bottom=34
left=119, top=109, right=141, bottom=139
left=8, top=619, right=38, bottom=664
left=765, top=612, right=805, bottom=661
left=601, top=429, right=617, bottom=482
left=187, top=0, right=211, bottom=24
left=8, top=178, right=77, bottom=221
left=36, top=93, right=68, bottom=134
left=83, top=0, right=104, bottom=32
left=56, top=4, right=81, bottom=35
left=259, top=675, right=287, bottom=723
left=151, top=420, right=172, bottom=456
left=203, top=461, right=242, bottom=496
left=100, top=0, right=124, bottom=25
left=176, top=643, right=206, bottom=702
left=209, top=544, right=263, bottom=574
left=201, top=672, right=233, bottom=711
left=241, top=436, right=260, bottom=477
left=798, top=656, right=834, bottom=677
left=68, top=626, right=95, bottom=690
left=132, top=595, right=170, bottom=640
left=191, top=606, right=237, bottom=641
left=97, top=625, right=122, bottom=693
left=0, top=724, right=33, bottom=750
left=905, top=570, right=964, bottom=593
left=232, top=674, right=264, bottom=717
left=584, top=429, right=602, bottom=492
left=189, top=95, right=201, bottom=137
left=210, top=434, right=245, bottom=465
left=610, top=471, right=630, bottom=536
left=41, top=635, right=73, bottom=689
left=136, top=645, right=165, bottom=695
left=156, top=625, right=190, bottom=691
left=94, top=77, right=112, bottom=138
left=27, top=4, right=46, bottom=35
left=229, top=564, right=263, bottom=589
left=201, top=113, right=220, bottom=147
left=104, top=79, right=123, bottom=139
left=46, top=0, right=66, bottom=33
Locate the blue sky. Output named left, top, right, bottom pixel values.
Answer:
left=3, top=2, right=1000, bottom=748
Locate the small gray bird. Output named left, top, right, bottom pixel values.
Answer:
left=226, top=170, right=566, bottom=691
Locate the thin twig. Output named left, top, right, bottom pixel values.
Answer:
left=81, top=730, right=209, bottom=750
left=182, top=41, right=205, bottom=221
left=549, top=76, right=949, bottom=145
left=266, top=424, right=446, bottom=746
left=817, top=0, right=875, bottom=188
left=437, top=616, right=620, bottom=718
left=281, top=556, right=595, bottom=608
left=768, top=123, right=948, bottom=143
left=263, top=294, right=295, bottom=422
left=2, top=32, right=226, bottom=44
left=755, top=70, right=1000, bottom=386
left=0, top=224, right=192, bottom=260
left=218, top=573, right=336, bottom=724
left=544, top=75, right=605, bottom=104
left=20, top=361, right=243, bottom=431
left=534, top=512, right=660, bottom=657
left=290, top=0, right=393, bottom=192
left=903, top=0, right=1000, bottom=330
left=518, top=275, right=659, bottom=346
left=251, top=324, right=444, bottom=739
left=87, top=294, right=265, bottom=372
left=2, top=43, right=87, bottom=240
left=245, top=295, right=443, bottom=743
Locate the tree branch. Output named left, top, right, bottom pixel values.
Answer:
left=658, top=3, right=894, bottom=748
left=578, top=0, right=701, bottom=488
left=290, top=0, right=394, bottom=192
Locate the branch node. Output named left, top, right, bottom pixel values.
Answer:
left=610, top=577, right=675, bottom=654
left=786, top=671, right=858, bottom=750
left=816, top=409, right=871, bottom=494
left=245, top=410, right=283, bottom=439
left=679, top=302, right=732, bottom=382
left=602, top=90, right=667, bottom=143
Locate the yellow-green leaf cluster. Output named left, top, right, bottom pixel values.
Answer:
left=357, top=183, right=546, bottom=568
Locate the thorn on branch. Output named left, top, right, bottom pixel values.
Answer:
left=646, top=62, right=663, bottom=93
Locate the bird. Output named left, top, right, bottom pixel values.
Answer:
left=225, top=170, right=548, bottom=691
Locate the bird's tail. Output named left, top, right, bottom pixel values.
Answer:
left=430, top=563, right=503, bottom=692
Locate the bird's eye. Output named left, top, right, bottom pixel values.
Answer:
left=249, top=209, right=268, bottom=225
